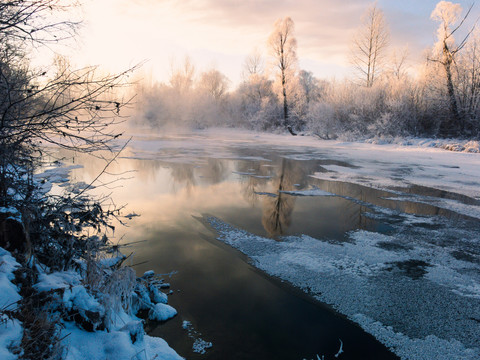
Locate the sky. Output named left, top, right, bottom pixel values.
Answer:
left=56, top=0, right=480, bottom=86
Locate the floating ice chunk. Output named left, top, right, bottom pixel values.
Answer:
left=280, top=188, right=336, bottom=197
left=182, top=319, right=213, bottom=354
left=334, top=339, right=344, bottom=358
left=193, top=338, right=212, bottom=354
left=182, top=320, right=192, bottom=330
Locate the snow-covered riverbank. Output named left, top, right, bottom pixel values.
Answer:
left=0, top=245, right=182, bottom=360
left=0, top=161, right=182, bottom=360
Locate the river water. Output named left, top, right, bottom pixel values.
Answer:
left=64, top=131, right=480, bottom=360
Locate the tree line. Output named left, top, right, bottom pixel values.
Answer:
left=133, top=1, right=480, bottom=139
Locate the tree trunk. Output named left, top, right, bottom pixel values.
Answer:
left=281, top=69, right=296, bottom=135
left=440, top=58, right=462, bottom=136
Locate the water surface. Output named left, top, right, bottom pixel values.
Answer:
left=65, top=133, right=479, bottom=359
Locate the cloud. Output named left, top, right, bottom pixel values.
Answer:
left=107, top=0, right=376, bottom=74
left=76, top=0, right=480, bottom=82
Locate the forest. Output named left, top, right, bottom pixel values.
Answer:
left=133, top=2, right=480, bottom=139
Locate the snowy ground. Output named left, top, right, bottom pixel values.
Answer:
left=121, top=128, right=480, bottom=360
left=0, top=245, right=183, bottom=360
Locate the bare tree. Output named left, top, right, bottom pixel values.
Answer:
left=0, top=0, right=79, bottom=45
left=350, top=3, right=389, bottom=87
left=457, top=29, right=480, bottom=133
left=1, top=1, right=135, bottom=155
left=268, top=17, right=298, bottom=135
left=169, top=56, right=195, bottom=94
left=242, top=48, right=265, bottom=79
left=429, top=1, right=475, bottom=136
left=0, top=0, right=135, bottom=249
left=390, top=47, right=410, bottom=80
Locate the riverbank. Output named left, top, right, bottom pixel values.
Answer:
left=0, top=161, right=182, bottom=360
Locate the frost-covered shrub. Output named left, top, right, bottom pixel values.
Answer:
left=304, top=77, right=428, bottom=139
left=367, top=112, right=400, bottom=137
left=100, top=266, right=137, bottom=327
left=305, top=102, right=338, bottom=139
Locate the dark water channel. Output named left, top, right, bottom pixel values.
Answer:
left=65, top=143, right=470, bottom=360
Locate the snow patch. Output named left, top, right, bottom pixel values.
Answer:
left=34, top=271, right=82, bottom=292
left=0, top=248, right=22, bottom=360
left=148, top=303, right=177, bottom=321
left=0, top=249, right=21, bottom=310
left=61, top=321, right=181, bottom=360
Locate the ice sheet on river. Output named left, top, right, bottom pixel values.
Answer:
left=125, top=129, right=480, bottom=219
left=207, top=209, right=480, bottom=360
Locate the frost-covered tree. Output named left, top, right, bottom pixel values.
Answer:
left=350, top=3, right=389, bottom=87
left=388, top=47, right=410, bottom=81
left=237, top=73, right=280, bottom=129
left=429, top=1, right=475, bottom=136
left=198, top=69, right=230, bottom=101
left=456, top=30, right=480, bottom=133
left=268, top=17, right=298, bottom=134
left=298, top=70, right=322, bottom=104
left=169, top=56, right=195, bottom=94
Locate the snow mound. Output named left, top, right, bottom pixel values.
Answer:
left=0, top=318, right=22, bottom=360
left=0, top=249, right=21, bottom=309
left=148, top=303, right=177, bottom=321
left=0, top=248, right=22, bottom=360
left=62, top=321, right=181, bottom=360
left=34, top=271, right=82, bottom=292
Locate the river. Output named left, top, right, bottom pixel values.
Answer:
left=64, top=129, right=480, bottom=360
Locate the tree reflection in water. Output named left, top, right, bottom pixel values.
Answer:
left=262, top=158, right=313, bottom=237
